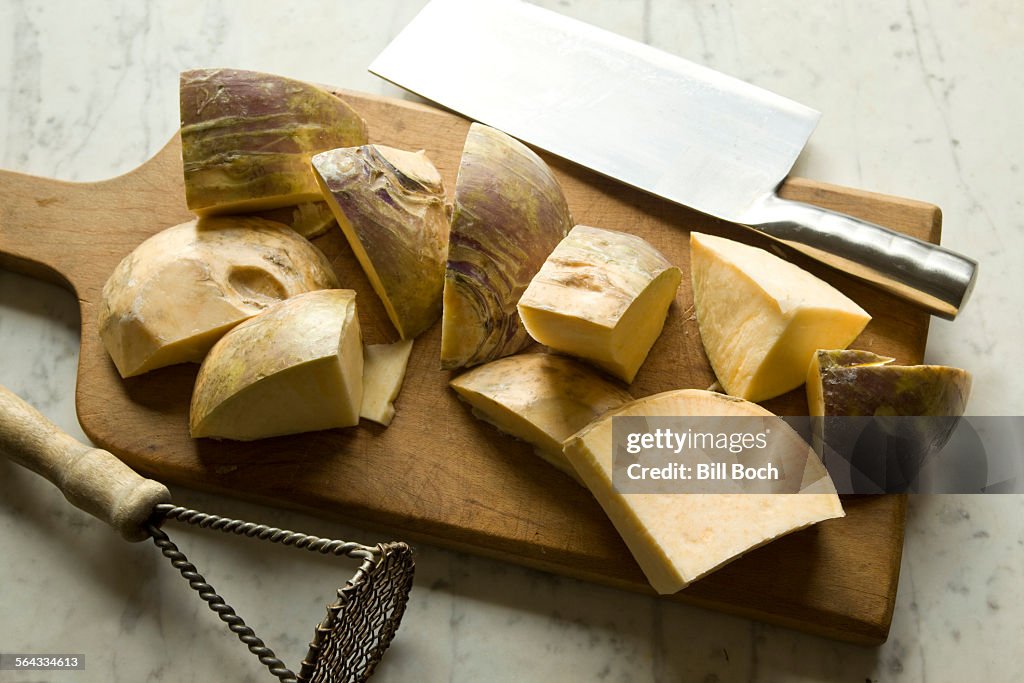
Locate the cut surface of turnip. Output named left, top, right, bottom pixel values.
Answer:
left=313, top=145, right=448, bottom=339
left=450, top=353, right=633, bottom=482
left=518, top=225, right=681, bottom=383
left=563, top=389, right=844, bottom=594
left=360, top=339, right=415, bottom=427
left=190, top=289, right=363, bottom=440
left=98, top=216, right=338, bottom=378
left=690, top=232, right=870, bottom=402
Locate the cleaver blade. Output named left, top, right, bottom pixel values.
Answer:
left=370, top=0, right=976, bottom=319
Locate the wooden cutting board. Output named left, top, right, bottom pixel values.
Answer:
left=0, top=89, right=929, bottom=646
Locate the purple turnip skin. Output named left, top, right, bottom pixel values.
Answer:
left=808, top=349, right=971, bottom=418
left=440, top=123, right=573, bottom=370
left=313, top=144, right=449, bottom=340
left=180, top=68, right=367, bottom=215
left=807, top=350, right=972, bottom=484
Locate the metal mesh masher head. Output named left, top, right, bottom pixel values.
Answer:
left=299, top=541, right=415, bottom=682
left=148, top=504, right=415, bottom=683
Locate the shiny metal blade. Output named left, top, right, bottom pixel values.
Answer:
left=370, top=0, right=821, bottom=222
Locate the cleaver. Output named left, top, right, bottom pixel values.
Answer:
left=370, top=0, right=976, bottom=319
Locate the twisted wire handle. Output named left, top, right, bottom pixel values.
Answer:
left=154, top=504, right=379, bottom=561
left=145, top=520, right=299, bottom=683
left=147, top=504, right=394, bottom=683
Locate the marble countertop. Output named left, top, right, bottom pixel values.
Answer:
left=1, top=1, right=1021, bottom=681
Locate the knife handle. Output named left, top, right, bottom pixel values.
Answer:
left=742, top=193, right=977, bottom=319
left=0, top=384, right=171, bottom=541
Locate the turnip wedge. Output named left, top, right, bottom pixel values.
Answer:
left=440, top=123, right=573, bottom=369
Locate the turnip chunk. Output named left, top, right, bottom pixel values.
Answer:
left=313, top=145, right=449, bottom=339
left=190, top=290, right=363, bottom=441
left=518, top=225, right=681, bottom=383
left=440, top=123, right=573, bottom=369
left=806, top=349, right=972, bottom=470
left=98, top=216, right=338, bottom=378
left=450, top=353, right=633, bottom=483
left=360, top=339, right=415, bottom=427
left=563, top=389, right=844, bottom=594
left=690, top=232, right=870, bottom=402
left=180, top=68, right=367, bottom=215
left=807, top=350, right=971, bottom=418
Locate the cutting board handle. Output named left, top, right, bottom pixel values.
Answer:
left=0, top=167, right=84, bottom=289
left=0, top=134, right=189, bottom=294
left=0, top=383, right=171, bottom=541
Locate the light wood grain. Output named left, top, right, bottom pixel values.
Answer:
left=0, top=384, right=171, bottom=541
left=0, top=90, right=933, bottom=645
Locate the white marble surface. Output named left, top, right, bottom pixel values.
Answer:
left=0, top=1, right=1021, bottom=681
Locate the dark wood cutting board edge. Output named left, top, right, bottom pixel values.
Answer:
left=0, top=89, right=932, bottom=646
